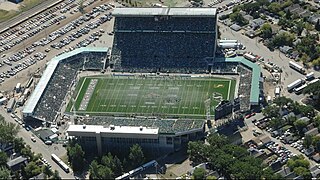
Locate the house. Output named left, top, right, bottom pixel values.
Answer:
left=310, top=165, right=320, bottom=177
left=284, top=4, right=301, bottom=13
left=245, top=29, right=260, bottom=38
left=305, top=128, right=319, bottom=136
left=30, top=173, right=46, bottom=180
left=230, top=24, right=242, bottom=31
left=279, top=46, right=293, bottom=54
left=312, top=153, right=320, bottom=162
left=308, top=14, right=320, bottom=24
left=283, top=112, right=295, bottom=121
left=277, top=166, right=293, bottom=178
left=243, top=14, right=254, bottom=22
left=299, top=117, right=310, bottom=124
left=305, top=147, right=315, bottom=156
left=6, top=156, right=27, bottom=171
left=251, top=18, right=265, bottom=30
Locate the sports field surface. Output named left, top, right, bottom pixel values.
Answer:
left=67, top=75, right=236, bottom=118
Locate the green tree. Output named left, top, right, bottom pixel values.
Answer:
left=129, top=144, right=145, bottom=168
left=293, top=166, right=312, bottom=179
left=273, top=97, right=294, bottom=107
left=42, top=165, right=53, bottom=178
left=0, top=167, right=10, bottom=180
left=287, top=155, right=310, bottom=170
left=67, top=143, right=85, bottom=172
left=229, top=11, right=249, bottom=26
left=23, top=161, right=42, bottom=179
left=294, top=120, right=308, bottom=135
left=193, top=168, right=206, bottom=179
left=0, top=151, right=8, bottom=167
left=303, top=134, right=313, bottom=148
left=13, top=137, right=25, bottom=153
left=316, top=19, right=320, bottom=31
left=303, top=81, right=320, bottom=104
left=260, top=23, right=272, bottom=38
left=50, top=170, right=61, bottom=180
left=0, top=115, right=19, bottom=144
left=295, top=21, right=305, bottom=36
left=267, top=2, right=281, bottom=14
left=262, top=105, right=280, bottom=118
left=113, top=155, right=123, bottom=176
left=89, top=160, right=99, bottom=179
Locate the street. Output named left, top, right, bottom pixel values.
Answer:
left=243, top=113, right=317, bottom=167
left=0, top=108, right=74, bottom=179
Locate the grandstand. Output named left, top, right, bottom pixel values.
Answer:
left=22, top=7, right=263, bottom=156
left=110, top=8, right=217, bottom=73
left=22, top=47, right=109, bottom=122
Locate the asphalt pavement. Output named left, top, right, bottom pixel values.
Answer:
left=0, top=107, right=74, bottom=179
left=0, top=0, right=59, bottom=33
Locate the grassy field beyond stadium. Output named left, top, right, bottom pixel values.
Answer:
left=67, top=75, right=236, bottom=118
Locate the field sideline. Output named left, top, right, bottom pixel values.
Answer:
left=66, top=75, right=236, bottom=119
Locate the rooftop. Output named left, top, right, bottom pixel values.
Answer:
left=6, top=156, right=27, bottom=167
left=215, top=57, right=261, bottom=105
left=68, top=124, right=159, bottom=135
left=22, top=47, right=109, bottom=115
left=112, top=7, right=217, bottom=17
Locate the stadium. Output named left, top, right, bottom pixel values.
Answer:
left=22, top=7, right=261, bottom=155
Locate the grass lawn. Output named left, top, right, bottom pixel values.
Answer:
left=67, top=75, right=236, bottom=119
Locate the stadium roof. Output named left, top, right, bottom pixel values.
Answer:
left=22, top=47, right=109, bottom=116
left=215, top=57, right=261, bottom=105
left=68, top=125, right=159, bottom=135
left=112, top=7, right=217, bottom=17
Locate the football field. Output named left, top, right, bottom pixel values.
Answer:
left=67, top=75, right=236, bottom=118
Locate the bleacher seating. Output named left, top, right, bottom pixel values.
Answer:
left=111, top=16, right=216, bottom=73
left=33, top=52, right=107, bottom=122
left=80, top=116, right=204, bottom=134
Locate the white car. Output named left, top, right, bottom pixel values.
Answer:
left=31, top=136, right=36, bottom=142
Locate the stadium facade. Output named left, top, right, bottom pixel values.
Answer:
left=21, top=7, right=263, bottom=155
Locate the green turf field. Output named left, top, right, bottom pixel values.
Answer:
left=67, top=75, right=236, bottom=118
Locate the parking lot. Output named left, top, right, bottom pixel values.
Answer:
left=0, top=0, right=115, bottom=92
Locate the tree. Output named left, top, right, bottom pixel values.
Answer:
left=260, top=23, right=272, bottom=39
left=303, top=134, right=313, bottom=148
left=293, top=166, right=312, bottom=179
left=67, top=143, right=85, bottom=172
left=128, top=144, right=144, bottom=168
left=207, top=134, right=229, bottom=148
left=23, top=161, right=42, bottom=179
left=229, top=11, right=248, bottom=26
left=0, top=167, right=10, bottom=180
left=273, top=97, right=293, bottom=107
left=113, top=155, right=123, bottom=176
left=0, top=151, right=8, bottom=167
left=267, top=2, right=281, bottom=14
left=294, top=120, right=308, bottom=135
left=89, top=160, right=99, bottom=179
left=193, top=168, right=206, bottom=179
left=50, top=170, right=61, bottom=180
left=0, top=115, right=19, bottom=144
left=316, top=19, right=320, bottom=31
left=287, top=155, right=310, bottom=170
left=295, top=21, right=305, bottom=36
left=262, top=105, right=280, bottom=118
left=42, top=165, right=53, bottom=178
left=89, top=160, right=114, bottom=179
left=13, top=137, right=25, bottom=153
left=303, top=81, right=320, bottom=103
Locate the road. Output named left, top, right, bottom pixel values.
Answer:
left=243, top=114, right=317, bottom=167
left=0, top=107, right=74, bottom=179
left=0, top=0, right=59, bottom=33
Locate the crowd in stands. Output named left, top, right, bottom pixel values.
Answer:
left=79, top=116, right=204, bottom=134
left=237, top=65, right=252, bottom=111
left=114, top=17, right=216, bottom=32
left=212, top=62, right=238, bottom=74
left=33, top=52, right=107, bottom=122
left=111, top=16, right=216, bottom=73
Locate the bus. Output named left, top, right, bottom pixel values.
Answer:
left=243, top=53, right=257, bottom=62
left=287, top=79, right=304, bottom=92
left=294, top=84, right=308, bottom=94
left=275, top=87, right=280, bottom=97
left=219, top=39, right=238, bottom=44
left=309, top=78, right=319, bottom=85
left=289, top=61, right=306, bottom=75
left=51, top=154, right=70, bottom=173
left=305, top=72, right=315, bottom=81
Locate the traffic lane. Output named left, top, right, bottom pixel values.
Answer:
left=245, top=114, right=317, bottom=166
left=0, top=0, right=58, bottom=32
left=262, top=129, right=317, bottom=166
left=0, top=108, right=74, bottom=179
left=218, top=23, right=307, bottom=95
